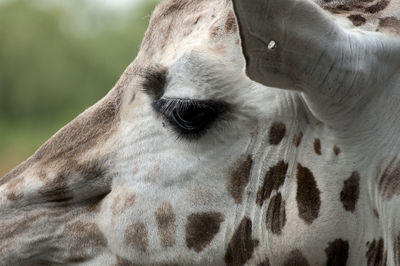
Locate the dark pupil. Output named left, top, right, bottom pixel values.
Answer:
left=173, top=106, right=209, bottom=130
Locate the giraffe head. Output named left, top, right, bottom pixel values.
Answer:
left=0, top=1, right=270, bottom=264
left=2, top=0, right=400, bottom=265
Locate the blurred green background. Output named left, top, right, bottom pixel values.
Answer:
left=0, top=0, right=158, bottom=176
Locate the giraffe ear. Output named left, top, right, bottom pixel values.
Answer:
left=232, top=0, right=297, bottom=89
left=231, top=0, right=352, bottom=93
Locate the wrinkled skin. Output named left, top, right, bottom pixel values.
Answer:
left=1, top=0, right=400, bottom=265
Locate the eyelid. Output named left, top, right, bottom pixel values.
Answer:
left=152, top=97, right=230, bottom=140
left=152, top=97, right=229, bottom=115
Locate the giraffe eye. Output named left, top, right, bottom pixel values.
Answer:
left=172, top=104, right=214, bottom=133
left=153, top=98, right=228, bottom=139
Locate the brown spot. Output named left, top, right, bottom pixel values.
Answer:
left=256, top=160, right=288, bottom=206
left=296, top=164, right=321, bottom=225
left=0, top=212, right=42, bottom=242
left=373, top=208, right=380, bottom=218
left=225, top=11, right=238, bottom=33
left=366, top=238, right=385, bottom=266
left=379, top=157, right=400, bottom=201
left=227, top=155, right=253, bottom=204
left=283, top=250, right=310, bottom=266
left=39, top=173, right=72, bottom=202
left=210, top=25, right=221, bottom=37
left=5, top=177, right=24, bottom=201
left=194, top=15, right=201, bottom=25
left=6, top=191, right=23, bottom=201
left=63, top=221, right=108, bottom=262
left=125, top=222, right=149, bottom=252
left=365, top=0, right=390, bottom=13
left=186, top=212, right=224, bottom=252
left=293, top=132, right=304, bottom=147
left=325, top=239, right=349, bottom=266
left=38, top=160, right=106, bottom=203
left=340, top=172, right=360, bottom=212
left=394, top=234, right=400, bottom=266
left=258, top=258, right=271, bottom=266
left=348, top=14, right=366, bottom=26
left=112, top=191, right=136, bottom=218
left=266, top=193, right=286, bottom=235
left=333, top=146, right=341, bottom=156
left=225, top=217, right=257, bottom=266
left=268, top=122, right=286, bottom=145
left=5, top=176, right=23, bottom=190
left=314, top=138, right=322, bottom=155
left=155, top=202, right=176, bottom=248
left=114, top=256, right=140, bottom=266
left=322, top=0, right=388, bottom=14
left=379, top=16, right=400, bottom=35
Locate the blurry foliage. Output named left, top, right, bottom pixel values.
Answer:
left=0, top=0, right=158, bottom=175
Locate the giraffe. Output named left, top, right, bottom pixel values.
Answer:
left=1, top=0, right=400, bottom=264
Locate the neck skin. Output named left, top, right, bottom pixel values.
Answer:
left=245, top=91, right=383, bottom=265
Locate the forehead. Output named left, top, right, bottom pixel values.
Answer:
left=137, top=0, right=244, bottom=70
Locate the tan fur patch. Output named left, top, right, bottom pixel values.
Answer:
left=38, top=160, right=106, bottom=203
left=322, top=0, right=391, bottom=14
left=5, top=177, right=24, bottom=201
left=378, top=16, right=400, bottom=35
left=225, top=11, right=238, bottom=33
left=35, top=89, right=121, bottom=165
left=226, top=154, right=253, bottom=204
left=185, top=212, right=224, bottom=252
left=1, top=88, right=121, bottom=187
left=141, top=0, right=210, bottom=54
left=125, top=222, right=149, bottom=252
left=112, top=190, right=136, bottom=218
left=155, top=202, right=176, bottom=248
left=63, top=221, right=108, bottom=262
left=39, top=173, right=72, bottom=202
left=0, top=213, right=42, bottom=245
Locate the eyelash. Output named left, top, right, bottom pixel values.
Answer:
left=152, top=98, right=228, bottom=140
